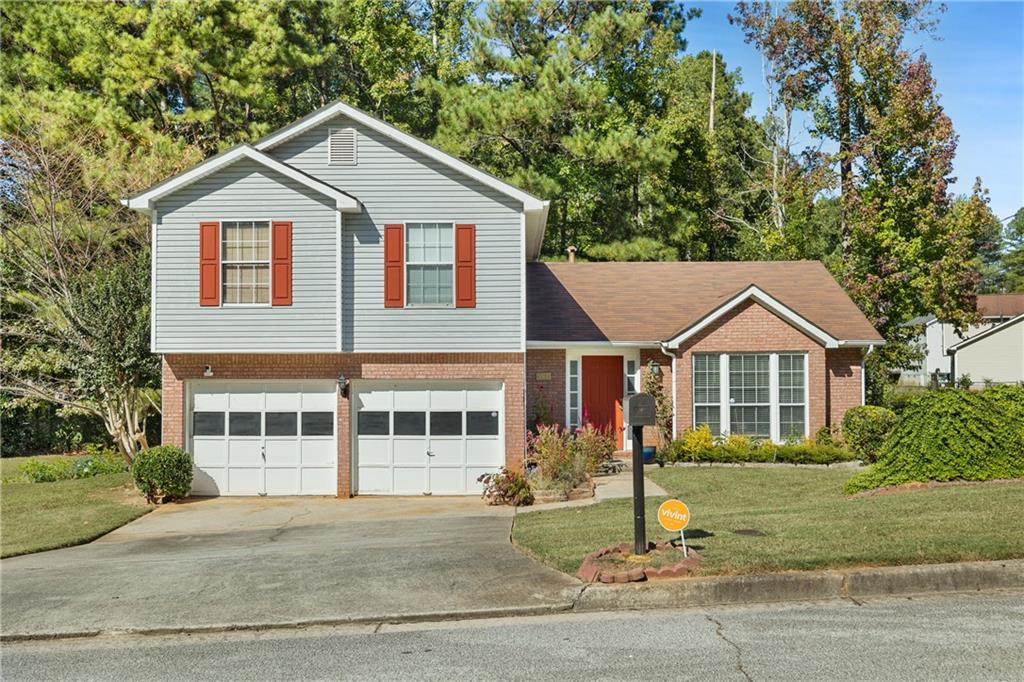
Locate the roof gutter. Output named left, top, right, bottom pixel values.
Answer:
left=659, top=342, right=677, bottom=439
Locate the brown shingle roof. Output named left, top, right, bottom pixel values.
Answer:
left=978, top=294, right=1024, bottom=318
left=527, top=261, right=882, bottom=343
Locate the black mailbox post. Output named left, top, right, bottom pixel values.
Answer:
left=624, top=393, right=657, bottom=555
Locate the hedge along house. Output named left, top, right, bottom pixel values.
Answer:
left=526, top=262, right=883, bottom=447
left=126, top=99, right=880, bottom=498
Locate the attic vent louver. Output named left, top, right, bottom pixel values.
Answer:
left=328, top=127, right=357, bottom=166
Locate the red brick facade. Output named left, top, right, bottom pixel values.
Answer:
left=162, top=352, right=525, bottom=497
left=525, top=349, right=566, bottom=428
left=521, top=300, right=865, bottom=444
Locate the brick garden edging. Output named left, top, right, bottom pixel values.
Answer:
left=577, top=542, right=702, bottom=583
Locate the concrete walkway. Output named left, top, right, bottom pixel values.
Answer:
left=0, top=496, right=578, bottom=638
left=516, top=466, right=669, bottom=514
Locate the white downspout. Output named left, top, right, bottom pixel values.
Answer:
left=862, top=346, right=874, bottom=405
left=659, top=343, right=677, bottom=439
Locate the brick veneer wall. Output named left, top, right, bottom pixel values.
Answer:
left=525, top=349, right=566, bottom=428
left=667, top=300, right=864, bottom=436
left=826, top=348, right=863, bottom=428
left=639, top=348, right=673, bottom=444
left=162, top=352, right=525, bottom=497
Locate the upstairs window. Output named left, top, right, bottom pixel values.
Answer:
left=406, top=223, right=453, bottom=306
left=222, top=221, right=270, bottom=304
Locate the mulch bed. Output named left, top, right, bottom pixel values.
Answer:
left=578, top=541, right=702, bottom=583
left=852, top=477, right=1024, bottom=498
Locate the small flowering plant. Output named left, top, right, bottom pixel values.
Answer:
left=478, top=468, right=534, bottom=506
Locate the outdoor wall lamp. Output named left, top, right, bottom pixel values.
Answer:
left=338, top=373, right=350, bottom=398
left=203, top=365, right=214, bottom=378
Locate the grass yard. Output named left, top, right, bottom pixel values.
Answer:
left=512, top=467, right=1024, bottom=576
left=1, top=456, right=150, bottom=558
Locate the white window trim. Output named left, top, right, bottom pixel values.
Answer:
left=404, top=221, right=455, bottom=309
left=220, top=219, right=273, bottom=308
left=776, top=353, right=809, bottom=442
left=692, top=351, right=810, bottom=442
left=692, top=354, right=721, bottom=436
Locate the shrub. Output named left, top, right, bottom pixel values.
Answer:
left=72, top=445, right=127, bottom=478
left=842, top=406, right=898, bottom=463
left=680, top=425, right=714, bottom=461
left=813, top=425, right=839, bottom=447
left=528, top=424, right=590, bottom=494
left=664, top=438, right=857, bottom=466
left=478, top=468, right=534, bottom=506
left=845, top=386, right=1024, bottom=493
left=131, top=445, right=193, bottom=503
left=571, top=423, right=616, bottom=472
left=19, top=457, right=75, bottom=483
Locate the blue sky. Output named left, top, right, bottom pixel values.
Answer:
left=683, top=0, right=1024, bottom=222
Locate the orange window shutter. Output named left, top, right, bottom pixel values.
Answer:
left=271, top=221, right=293, bottom=306
left=455, top=223, right=476, bottom=308
left=383, top=224, right=404, bottom=308
left=199, top=222, right=220, bottom=306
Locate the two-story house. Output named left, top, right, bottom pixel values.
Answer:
left=126, top=100, right=882, bottom=498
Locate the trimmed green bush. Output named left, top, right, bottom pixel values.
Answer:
left=660, top=437, right=858, bottom=466
left=19, top=457, right=75, bottom=482
left=131, top=445, right=193, bottom=503
left=845, top=386, right=1024, bottom=494
left=842, top=405, right=897, bottom=463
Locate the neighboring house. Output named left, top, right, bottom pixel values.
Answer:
left=125, top=100, right=882, bottom=498
left=901, top=294, right=1024, bottom=386
left=947, top=314, right=1024, bottom=387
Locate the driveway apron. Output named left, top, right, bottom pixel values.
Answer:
left=0, top=497, right=578, bottom=637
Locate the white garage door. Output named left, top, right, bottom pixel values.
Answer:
left=353, top=381, right=504, bottom=495
left=189, top=382, right=337, bottom=496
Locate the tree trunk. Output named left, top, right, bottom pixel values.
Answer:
left=837, top=27, right=854, bottom=259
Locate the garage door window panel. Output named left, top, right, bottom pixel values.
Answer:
left=301, top=411, right=335, bottom=436
left=430, top=411, right=463, bottom=436
left=394, top=411, right=426, bottom=436
left=265, top=412, right=297, bottom=437
left=229, top=412, right=262, bottom=436
left=193, top=412, right=225, bottom=436
left=357, top=411, right=390, bottom=435
left=466, top=411, right=499, bottom=436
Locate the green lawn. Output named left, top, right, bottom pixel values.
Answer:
left=1, top=456, right=150, bottom=558
left=512, top=467, right=1024, bottom=576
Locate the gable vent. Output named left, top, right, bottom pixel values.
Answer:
left=328, top=127, right=357, bottom=166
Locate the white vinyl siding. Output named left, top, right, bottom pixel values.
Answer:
left=268, top=113, right=523, bottom=352
left=154, top=159, right=337, bottom=352
left=692, top=352, right=809, bottom=442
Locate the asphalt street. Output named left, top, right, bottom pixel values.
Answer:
left=4, top=590, right=1023, bottom=681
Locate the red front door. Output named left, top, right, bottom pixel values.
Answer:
left=582, top=355, right=624, bottom=449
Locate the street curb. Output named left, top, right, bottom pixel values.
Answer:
left=573, top=558, right=1024, bottom=612
left=4, top=559, right=1022, bottom=642
left=0, top=604, right=575, bottom=643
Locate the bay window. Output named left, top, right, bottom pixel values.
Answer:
left=692, top=352, right=808, bottom=441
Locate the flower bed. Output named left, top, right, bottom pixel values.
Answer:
left=577, top=541, right=702, bottom=583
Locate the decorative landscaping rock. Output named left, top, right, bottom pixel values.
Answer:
left=577, top=541, right=702, bottom=583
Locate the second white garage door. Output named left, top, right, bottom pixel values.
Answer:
left=353, top=381, right=504, bottom=495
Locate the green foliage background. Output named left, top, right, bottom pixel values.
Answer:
left=845, top=387, right=1024, bottom=493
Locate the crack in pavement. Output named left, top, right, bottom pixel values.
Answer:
left=267, top=508, right=313, bottom=543
left=705, top=614, right=753, bottom=682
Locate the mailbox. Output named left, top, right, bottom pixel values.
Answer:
left=625, top=393, right=657, bottom=426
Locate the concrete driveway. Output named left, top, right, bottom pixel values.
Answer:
left=1, top=497, right=578, bottom=638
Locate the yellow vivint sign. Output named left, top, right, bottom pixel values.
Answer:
left=657, top=499, right=691, bottom=532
